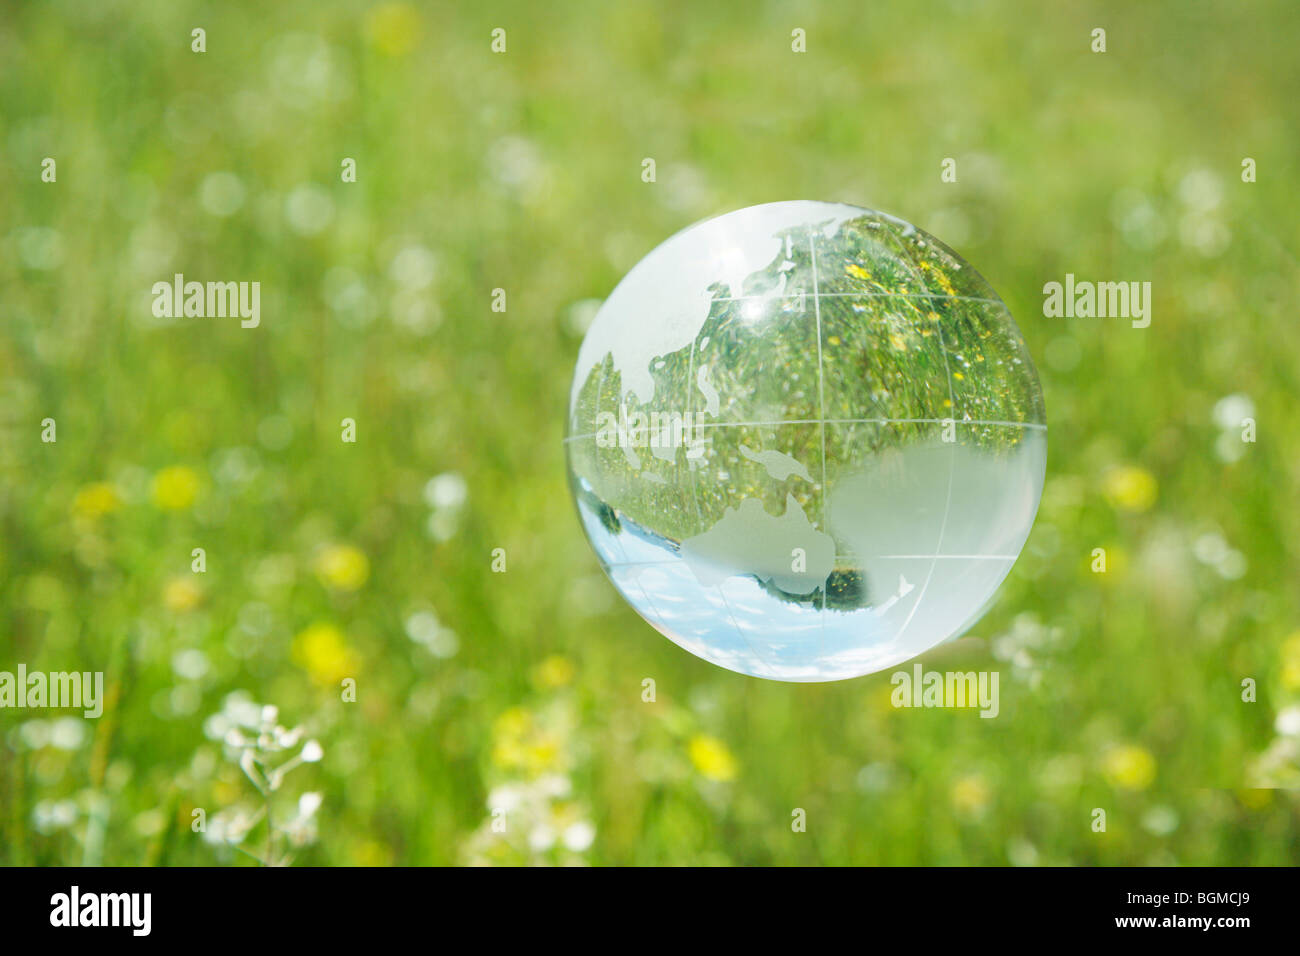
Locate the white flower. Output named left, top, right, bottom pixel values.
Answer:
left=390, top=244, right=439, bottom=290
left=487, top=784, right=524, bottom=814
left=33, top=799, right=79, bottom=833
left=172, top=648, right=210, bottom=680
left=406, top=610, right=459, bottom=658
left=562, top=821, right=596, bottom=852
left=19, top=719, right=51, bottom=750
left=1275, top=706, right=1300, bottom=737
left=281, top=793, right=323, bottom=848
left=1212, top=393, right=1254, bottom=430
left=205, top=806, right=260, bottom=846
left=274, top=725, right=304, bottom=749
left=528, top=824, right=556, bottom=852
left=536, top=774, right=572, bottom=798
left=1141, top=806, right=1179, bottom=837
left=297, top=792, right=323, bottom=818
left=284, top=184, right=334, bottom=236
left=49, top=718, right=86, bottom=750
left=424, top=472, right=468, bottom=510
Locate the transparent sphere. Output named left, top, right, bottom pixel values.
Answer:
left=566, top=201, right=1046, bottom=681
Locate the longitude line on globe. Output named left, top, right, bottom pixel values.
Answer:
left=884, top=238, right=964, bottom=648
left=684, top=296, right=779, bottom=677
left=684, top=336, right=704, bottom=533
left=808, top=228, right=830, bottom=663
left=561, top=418, right=1045, bottom=443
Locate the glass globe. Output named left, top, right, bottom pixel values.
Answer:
left=566, top=201, right=1046, bottom=681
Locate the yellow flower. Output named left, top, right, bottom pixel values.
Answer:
left=314, top=544, right=370, bottom=592
left=366, top=2, right=420, bottom=57
left=73, top=482, right=121, bottom=519
left=523, top=736, right=561, bottom=772
left=688, top=734, right=738, bottom=782
left=151, top=466, right=200, bottom=511
left=1102, top=465, right=1157, bottom=513
left=494, top=706, right=532, bottom=740
left=845, top=263, right=871, bottom=281
left=490, top=706, right=568, bottom=775
left=163, top=576, right=203, bottom=613
left=951, top=773, right=991, bottom=815
left=292, top=622, right=359, bottom=685
left=532, top=655, right=575, bottom=690
left=1103, top=744, right=1156, bottom=790
left=490, top=706, right=532, bottom=770
left=1280, top=631, right=1300, bottom=691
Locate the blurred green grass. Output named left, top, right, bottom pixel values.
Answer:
left=2, top=0, right=1299, bottom=865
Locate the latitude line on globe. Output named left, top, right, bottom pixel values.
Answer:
left=604, top=554, right=1022, bottom=568
left=875, top=554, right=1020, bottom=560
left=561, top=419, right=1045, bottom=443
left=684, top=336, right=702, bottom=531
left=708, top=292, right=1004, bottom=305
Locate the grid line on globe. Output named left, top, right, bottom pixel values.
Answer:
left=808, top=224, right=830, bottom=667
left=566, top=201, right=1047, bottom=682
left=881, top=216, right=985, bottom=658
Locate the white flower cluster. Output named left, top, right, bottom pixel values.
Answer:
left=462, top=774, right=596, bottom=867
left=201, top=692, right=324, bottom=864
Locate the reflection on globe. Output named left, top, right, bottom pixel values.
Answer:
left=566, top=201, right=1046, bottom=682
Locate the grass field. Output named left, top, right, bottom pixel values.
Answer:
left=2, top=0, right=1299, bottom=865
